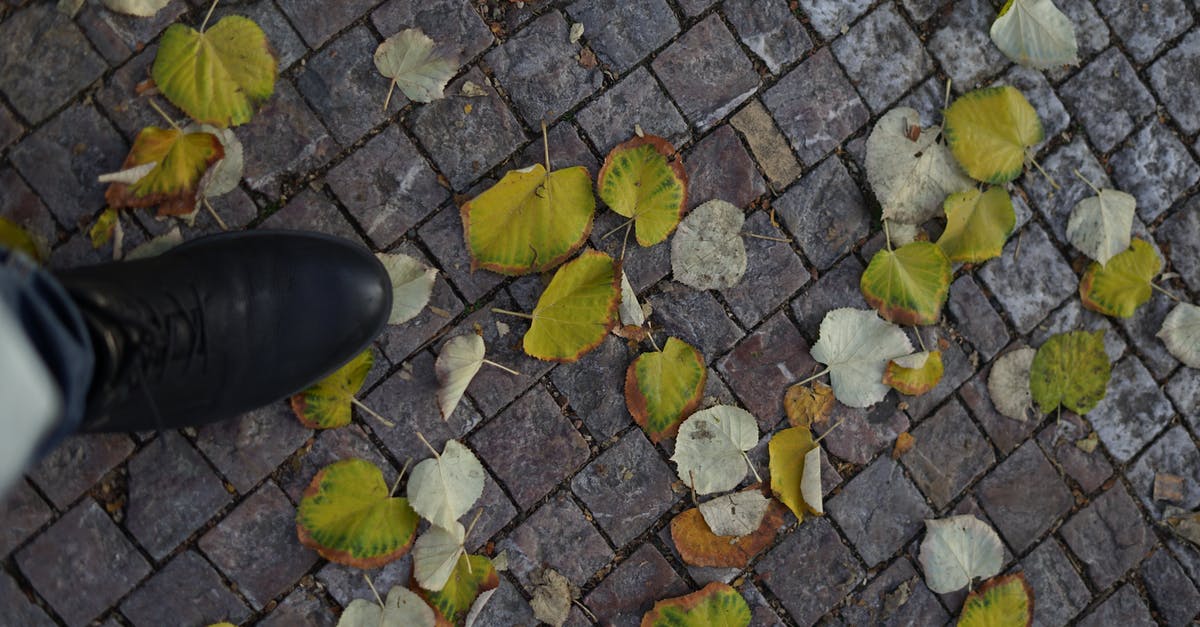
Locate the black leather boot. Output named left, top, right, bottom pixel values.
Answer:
left=55, top=230, right=392, bottom=432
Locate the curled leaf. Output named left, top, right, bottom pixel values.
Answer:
left=866, top=107, right=973, bottom=224
left=987, top=347, right=1037, bottom=422
left=884, top=350, right=944, bottom=396
left=810, top=308, right=914, bottom=408
left=104, top=127, right=225, bottom=216
left=768, top=426, right=823, bottom=520
left=377, top=253, right=438, bottom=325
left=435, top=334, right=485, bottom=419
left=1158, top=303, right=1200, bottom=368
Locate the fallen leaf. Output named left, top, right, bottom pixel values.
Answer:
left=407, top=439, right=486, bottom=532
left=101, top=0, right=171, bottom=17
left=413, top=522, right=467, bottom=591
left=810, top=308, right=914, bottom=408
left=1029, top=331, right=1111, bottom=415
left=987, top=347, right=1037, bottom=422
left=0, top=217, right=46, bottom=263
left=861, top=242, right=952, bottom=326
left=625, top=337, right=707, bottom=442
left=374, top=29, right=457, bottom=105
left=641, top=582, right=752, bottom=627
left=461, top=81, right=489, bottom=98
left=435, top=334, right=486, bottom=419
left=990, top=0, right=1079, bottom=70
left=1079, top=239, right=1162, bottom=318
left=1155, top=473, right=1185, bottom=502
left=1066, top=188, right=1135, bottom=266
left=893, top=432, right=916, bottom=458
left=377, top=253, right=438, bottom=325
left=618, top=271, right=646, bottom=328
left=671, top=199, right=747, bottom=290
left=958, top=573, right=1034, bottom=627
left=521, top=250, right=620, bottom=362
left=290, top=349, right=374, bottom=429
left=97, top=162, right=156, bottom=185
left=944, top=86, right=1043, bottom=184
left=597, top=135, right=688, bottom=247
left=529, top=567, right=575, bottom=627
left=884, top=351, right=945, bottom=396
left=1075, top=432, right=1099, bottom=454
left=784, top=381, right=835, bottom=428
left=670, top=501, right=784, bottom=568
left=414, top=553, right=499, bottom=624
left=768, top=426, right=823, bottom=520
left=187, top=124, right=244, bottom=198
left=89, top=208, right=121, bottom=250
left=568, top=22, right=585, bottom=43
left=125, top=226, right=183, bottom=261
left=104, top=126, right=225, bottom=216
left=671, top=405, right=759, bottom=495
left=336, top=586, right=436, bottom=627
left=698, top=489, right=771, bottom=537
left=1166, top=508, right=1200, bottom=548
left=919, top=515, right=1005, bottom=594
left=1158, top=302, right=1200, bottom=368
left=865, top=107, right=973, bottom=224
left=936, top=187, right=1016, bottom=264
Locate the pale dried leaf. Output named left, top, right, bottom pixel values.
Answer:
left=125, top=226, right=183, bottom=261
left=98, top=162, right=157, bottom=185
left=374, top=29, right=457, bottom=103
left=618, top=271, right=645, bottom=328
left=1158, top=303, right=1200, bottom=368
left=1066, top=189, right=1135, bottom=266
left=801, top=445, right=823, bottom=515
left=671, top=405, right=759, bottom=495
left=866, top=108, right=973, bottom=224
left=529, top=567, right=575, bottom=627
left=671, top=199, right=747, bottom=290
left=187, top=124, right=244, bottom=198
left=435, top=334, right=486, bottom=420
left=698, top=490, right=770, bottom=537
left=377, top=253, right=438, bottom=325
left=987, top=347, right=1037, bottom=422
left=412, top=522, right=466, bottom=591
left=407, top=439, right=485, bottom=531
left=919, top=515, right=1004, bottom=594
left=101, top=0, right=170, bottom=17
left=990, top=0, right=1079, bottom=70
left=809, top=308, right=913, bottom=408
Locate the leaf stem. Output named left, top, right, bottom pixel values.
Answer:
left=350, top=397, right=396, bottom=428
left=601, top=216, right=636, bottom=240
left=688, top=470, right=698, bottom=507
left=1030, top=156, right=1059, bottom=190
left=203, top=197, right=228, bottom=231
left=482, top=359, right=521, bottom=376
left=884, top=219, right=893, bottom=252
left=619, top=219, right=632, bottom=262
left=744, top=232, right=792, bottom=243
left=814, top=413, right=848, bottom=444
left=794, top=367, right=831, bottom=388
left=382, top=79, right=397, bottom=112
left=646, top=329, right=661, bottom=352
left=541, top=120, right=551, bottom=173
left=743, top=451, right=763, bottom=484
left=1072, top=168, right=1101, bottom=196
left=416, top=431, right=439, bottom=458
left=573, top=600, right=598, bottom=622
left=913, top=327, right=928, bottom=353
left=200, top=0, right=219, bottom=33
left=491, top=308, right=535, bottom=320
left=942, top=78, right=952, bottom=113
left=147, top=99, right=180, bottom=131
left=363, top=573, right=384, bottom=609
left=1151, top=281, right=1184, bottom=303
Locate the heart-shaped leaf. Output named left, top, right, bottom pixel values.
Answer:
left=884, top=350, right=944, bottom=396
left=987, top=347, right=1037, bottom=422
left=337, top=586, right=436, bottom=627
left=866, top=107, right=974, bottom=224
left=698, top=489, right=771, bottom=537
left=937, top=187, right=1016, bottom=263
left=462, top=164, right=595, bottom=276
left=625, top=337, right=707, bottom=442
left=670, top=499, right=785, bottom=568
left=296, top=458, right=419, bottom=568
left=290, top=349, right=374, bottom=429
left=414, top=554, right=499, bottom=624
left=919, top=515, right=1005, bottom=594
left=1158, top=303, right=1200, bottom=369
left=958, top=573, right=1035, bottom=627
left=861, top=241, right=952, bottom=326
left=521, top=250, right=620, bottom=362
left=990, top=0, right=1079, bottom=70
left=407, top=439, right=485, bottom=532
left=104, top=126, right=225, bottom=216
left=810, top=308, right=914, bottom=408
left=641, top=582, right=752, bottom=627
left=1066, top=188, right=1136, bottom=266
left=378, top=253, right=438, bottom=325
left=413, top=522, right=467, bottom=592
left=768, top=426, right=824, bottom=521
left=944, top=86, right=1044, bottom=184
left=374, top=29, right=456, bottom=105
left=597, top=135, right=688, bottom=246
left=1079, top=238, right=1162, bottom=318
left=152, top=16, right=277, bottom=128
left=671, top=199, right=747, bottom=290
left=1029, top=330, right=1111, bottom=415
left=671, top=405, right=759, bottom=495
left=435, top=334, right=485, bottom=420
left=102, top=0, right=170, bottom=17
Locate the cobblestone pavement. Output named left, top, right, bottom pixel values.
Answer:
left=2, top=0, right=1200, bottom=625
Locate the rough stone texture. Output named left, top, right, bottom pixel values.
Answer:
left=1129, top=426, right=1200, bottom=520
left=0, top=104, right=22, bottom=150
left=550, top=336, right=631, bottom=441
left=1019, top=539, right=1091, bottom=627
left=373, top=243, right=464, bottom=364
left=418, top=205, right=503, bottom=304
left=17, top=500, right=151, bottom=626
left=0, top=168, right=56, bottom=253
left=901, top=331, right=974, bottom=420
left=1097, top=0, right=1192, bottom=64
left=797, top=0, right=874, bottom=39
left=261, top=189, right=358, bottom=241
left=239, top=83, right=339, bottom=195
left=1058, top=47, right=1156, bottom=153
left=0, top=5, right=107, bottom=124
left=259, top=588, right=335, bottom=627
left=834, top=4, right=932, bottom=112
left=76, top=0, right=185, bottom=65
left=277, top=425, right=395, bottom=504
left=1060, top=484, right=1156, bottom=590
left=486, top=12, right=602, bottom=126
left=835, top=557, right=948, bottom=626
left=648, top=282, right=745, bottom=358
left=1022, top=138, right=1110, bottom=244
left=120, top=551, right=250, bottom=627
left=724, top=0, right=812, bottom=74
left=976, top=440, right=1073, bottom=553
left=730, top=99, right=802, bottom=189
left=1077, top=584, right=1156, bottom=627
left=1149, top=29, right=1200, bottom=134
left=1036, top=412, right=1114, bottom=494
left=977, top=224, right=1076, bottom=334
left=1110, top=121, right=1199, bottom=222
left=927, top=0, right=1006, bottom=90
left=1088, top=356, right=1175, bottom=463
left=1160, top=197, right=1200, bottom=293
left=776, top=156, right=869, bottom=270
left=590, top=208, right=672, bottom=292
left=757, top=518, right=864, bottom=624
left=948, top=275, right=1009, bottom=361
left=199, top=482, right=319, bottom=610
left=717, top=312, right=817, bottom=430
left=902, top=399, right=995, bottom=509
left=497, top=491, right=613, bottom=588
left=960, top=361, right=1036, bottom=455
left=275, top=0, right=375, bottom=48
left=0, top=569, right=55, bottom=627
left=791, top=255, right=867, bottom=334
left=576, top=67, right=689, bottom=155
left=317, top=555, right=411, bottom=608
left=567, top=0, right=678, bottom=72
left=296, top=26, right=391, bottom=146
left=653, top=14, right=760, bottom=131
left=685, top=124, right=767, bottom=210
left=1118, top=290, right=1180, bottom=378
left=997, top=64, right=1071, bottom=143
left=814, top=398, right=908, bottom=465
left=764, top=48, right=868, bottom=166
left=1169, top=368, right=1200, bottom=431
left=371, top=0, right=494, bottom=62
left=571, top=431, right=676, bottom=545
left=1030, top=299, right=1126, bottom=363
left=0, top=480, right=53, bottom=558
left=29, top=433, right=135, bottom=509
left=828, top=456, right=933, bottom=567
left=1142, top=547, right=1200, bottom=626
left=582, top=543, right=689, bottom=626
left=719, top=212, right=809, bottom=328
left=471, top=386, right=589, bottom=509
left=195, top=402, right=312, bottom=495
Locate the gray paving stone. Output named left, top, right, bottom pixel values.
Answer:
left=894, top=76, right=946, bottom=129
left=1060, top=484, right=1157, bottom=590
left=0, top=480, right=52, bottom=559
left=676, top=0, right=718, bottom=15
left=449, top=295, right=553, bottom=417
left=551, top=337, right=631, bottom=443
left=791, top=255, right=867, bottom=337
left=195, top=401, right=312, bottom=495
left=685, top=124, right=767, bottom=210
left=648, top=282, right=745, bottom=359
left=29, top=433, right=134, bottom=509
left=724, top=0, right=812, bottom=74
left=125, top=432, right=231, bottom=559
left=739, top=581, right=786, bottom=626
left=471, top=386, right=589, bottom=509
left=730, top=99, right=801, bottom=189
left=199, top=482, right=319, bottom=610
left=717, top=312, right=817, bottom=430
left=719, top=212, right=809, bottom=328
left=0, top=103, right=22, bottom=149
left=411, top=67, right=527, bottom=190
left=1118, top=290, right=1181, bottom=378
left=0, top=168, right=56, bottom=251
left=417, top=204, right=502, bottom=304
left=1019, top=539, right=1091, bottom=627
left=1089, top=356, right=1175, bottom=463
left=94, top=45, right=168, bottom=140
left=652, top=14, right=760, bottom=131
left=121, top=550, right=250, bottom=627
left=212, top=0, right=307, bottom=71
left=1058, top=48, right=1156, bottom=154
left=902, top=330, right=975, bottom=420
left=576, top=67, right=689, bottom=155
left=1020, top=139, right=1108, bottom=244
left=497, top=491, right=613, bottom=589
left=977, top=224, right=1076, bottom=334
left=763, top=48, right=868, bottom=166
left=486, top=11, right=601, bottom=126
left=364, top=350, right=483, bottom=461
left=1077, top=584, right=1156, bottom=627
left=977, top=440, right=1073, bottom=553
left=1168, top=368, right=1200, bottom=430
left=571, top=431, right=676, bottom=546
left=1129, top=426, right=1200, bottom=520
left=949, top=275, right=1009, bottom=361
left=17, top=500, right=151, bottom=626
left=1097, top=0, right=1192, bottom=64
left=828, top=456, right=933, bottom=566
left=466, top=472, right=518, bottom=551
left=814, top=396, right=907, bottom=465
left=261, top=189, right=358, bottom=241
left=835, top=4, right=933, bottom=112
left=371, top=0, right=494, bottom=62
left=518, top=121, right=599, bottom=174
left=239, top=83, right=339, bottom=195
left=797, top=0, right=874, bottom=39
left=961, top=359, right=1037, bottom=455
left=469, top=577, right=536, bottom=625
left=776, top=156, right=869, bottom=271
left=1150, top=29, right=1200, bottom=134
left=373, top=242, right=464, bottom=364
left=900, top=0, right=944, bottom=23
left=76, top=0, right=186, bottom=65
left=927, top=0, right=1006, bottom=91
left=582, top=543, right=689, bottom=626
left=1036, top=412, right=1113, bottom=494
left=277, top=424, right=396, bottom=503
left=1055, top=0, right=1111, bottom=74
left=1160, top=198, right=1200, bottom=294
left=296, top=26, right=391, bottom=146
left=1031, top=299, right=1126, bottom=363
left=567, top=0, right=678, bottom=72
left=275, top=0, right=373, bottom=48
left=836, top=557, right=948, bottom=626
left=1142, top=547, right=1200, bottom=626
left=758, top=518, right=864, bottom=623
left=1111, top=121, right=1200, bottom=222
left=589, top=208, right=671, bottom=293
left=317, top=554, right=411, bottom=608
left=0, top=4, right=106, bottom=124
left=902, top=399, right=994, bottom=509
left=0, top=569, right=55, bottom=627
left=10, top=104, right=126, bottom=230
left=259, top=587, right=335, bottom=627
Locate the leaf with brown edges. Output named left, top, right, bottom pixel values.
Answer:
left=670, top=494, right=785, bottom=568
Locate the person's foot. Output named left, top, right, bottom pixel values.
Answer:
left=55, top=230, right=392, bottom=432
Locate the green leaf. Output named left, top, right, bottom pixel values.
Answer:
left=768, top=426, right=823, bottom=521
left=462, top=164, right=595, bottom=276
left=884, top=350, right=944, bottom=396
left=296, top=458, right=419, bottom=568
left=1079, top=238, right=1162, bottom=318
left=861, top=241, right=952, bottom=326
left=104, top=126, right=225, bottom=216
left=597, top=135, right=688, bottom=246
left=641, top=582, right=752, bottom=627
left=625, top=337, right=707, bottom=442
left=957, top=573, right=1034, bottom=627
left=1029, top=330, right=1111, bottom=415
left=943, top=86, right=1044, bottom=184
left=0, top=217, right=44, bottom=262
left=415, top=554, right=499, bottom=625
left=88, top=208, right=121, bottom=250
left=290, top=349, right=373, bottom=429
left=152, top=16, right=277, bottom=127
left=521, top=250, right=620, bottom=362
left=936, top=187, right=1016, bottom=263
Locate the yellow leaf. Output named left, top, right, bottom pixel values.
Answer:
left=768, top=426, right=823, bottom=521
left=104, top=127, right=224, bottom=216
left=784, top=381, right=835, bottom=428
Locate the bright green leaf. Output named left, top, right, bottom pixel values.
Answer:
left=641, top=582, right=752, bottom=627
left=937, top=187, right=1015, bottom=263
left=415, top=554, right=499, bottom=625
left=152, top=16, right=277, bottom=128
left=521, top=250, right=620, bottom=362
left=990, top=0, right=1079, bottom=70
left=1029, top=331, right=1111, bottom=415
left=625, top=337, right=707, bottom=442
left=1079, top=239, right=1162, bottom=318
left=957, top=573, right=1035, bottom=627
left=884, top=350, right=944, bottom=396
left=861, top=241, right=952, bottom=326
left=290, top=349, right=373, bottom=429
left=104, top=126, right=225, bottom=216
left=462, top=164, right=595, bottom=276
left=768, top=426, right=823, bottom=522
left=597, top=135, right=688, bottom=246
left=296, top=458, right=419, bottom=568
left=944, top=86, right=1044, bottom=184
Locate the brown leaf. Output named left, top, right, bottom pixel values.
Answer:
left=670, top=499, right=786, bottom=568
left=578, top=48, right=598, bottom=69
left=784, top=381, right=835, bottom=428
left=892, top=432, right=916, bottom=459
left=1155, top=473, right=1185, bottom=502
